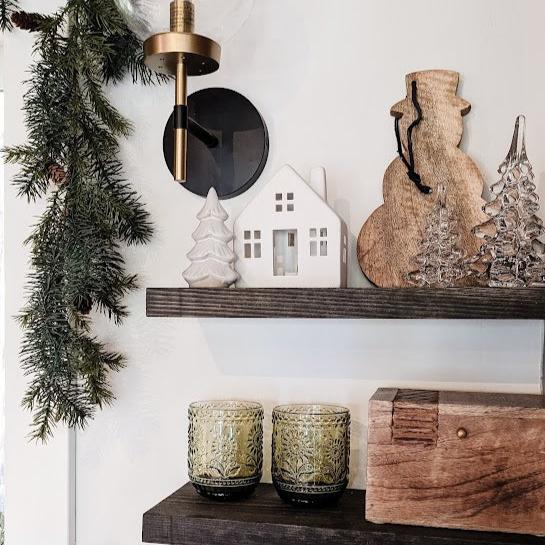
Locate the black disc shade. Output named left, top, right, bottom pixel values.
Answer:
left=163, top=88, right=269, bottom=199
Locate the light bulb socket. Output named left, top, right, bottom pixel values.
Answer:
left=170, top=0, right=195, bottom=33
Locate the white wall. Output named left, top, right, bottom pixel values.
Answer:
left=4, top=1, right=545, bottom=545
left=4, top=2, right=74, bottom=545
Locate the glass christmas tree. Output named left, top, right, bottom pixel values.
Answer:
left=183, top=187, right=239, bottom=288
left=407, top=184, right=469, bottom=287
left=471, top=115, right=545, bottom=287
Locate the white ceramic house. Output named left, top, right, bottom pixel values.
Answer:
left=234, top=165, right=348, bottom=287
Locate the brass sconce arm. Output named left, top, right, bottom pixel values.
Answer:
left=144, top=0, right=221, bottom=183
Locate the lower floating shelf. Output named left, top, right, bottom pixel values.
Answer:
left=142, top=483, right=543, bottom=545
left=146, top=287, right=545, bottom=319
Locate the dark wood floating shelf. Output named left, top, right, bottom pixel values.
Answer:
left=142, top=483, right=544, bottom=545
left=146, top=287, right=545, bottom=319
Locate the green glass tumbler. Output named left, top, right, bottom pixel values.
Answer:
left=188, top=401, right=263, bottom=500
left=272, top=404, right=350, bottom=506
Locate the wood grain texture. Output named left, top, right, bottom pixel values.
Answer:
left=366, top=389, right=545, bottom=536
left=142, top=482, right=544, bottom=545
left=392, top=390, right=439, bottom=445
left=440, top=391, right=545, bottom=420
left=146, top=287, right=545, bottom=319
left=358, top=70, right=488, bottom=288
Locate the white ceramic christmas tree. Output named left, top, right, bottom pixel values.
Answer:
left=183, top=188, right=239, bottom=288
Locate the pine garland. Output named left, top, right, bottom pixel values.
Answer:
left=4, top=0, right=164, bottom=440
left=0, top=0, right=18, bottom=31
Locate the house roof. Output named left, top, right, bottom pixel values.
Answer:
left=236, top=165, right=343, bottom=225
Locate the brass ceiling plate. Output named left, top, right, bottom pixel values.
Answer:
left=144, top=32, right=221, bottom=76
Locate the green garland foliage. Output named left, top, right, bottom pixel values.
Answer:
left=4, top=0, right=163, bottom=440
left=0, top=0, right=19, bottom=31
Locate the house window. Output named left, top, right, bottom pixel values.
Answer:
left=244, top=230, right=262, bottom=259
left=274, top=192, right=295, bottom=212
left=320, top=240, right=328, bottom=256
left=310, top=227, right=328, bottom=257
left=273, top=229, right=298, bottom=276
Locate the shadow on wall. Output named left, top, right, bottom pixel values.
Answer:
left=200, top=318, right=540, bottom=385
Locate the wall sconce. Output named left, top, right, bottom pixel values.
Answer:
left=142, top=0, right=269, bottom=199
left=144, top=0, right=220, bottom=182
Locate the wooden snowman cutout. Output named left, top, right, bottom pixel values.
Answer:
left=358, top=70, right=487, bottom=287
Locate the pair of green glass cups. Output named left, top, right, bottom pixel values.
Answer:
left=188, top=401, right=351, bottom=505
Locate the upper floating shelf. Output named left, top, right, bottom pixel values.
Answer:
left=146, top=287, right=545, bottom=320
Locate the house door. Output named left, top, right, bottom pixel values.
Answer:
left=273, top=229, right=298, bottom=276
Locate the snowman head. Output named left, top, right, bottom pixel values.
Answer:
left=391, top=70, right=470, bottom=149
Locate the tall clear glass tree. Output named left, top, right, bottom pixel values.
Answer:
left=471, top=116, right=545, bottom=287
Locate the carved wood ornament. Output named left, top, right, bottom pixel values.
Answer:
left=358, top=70, right=487, bottom=287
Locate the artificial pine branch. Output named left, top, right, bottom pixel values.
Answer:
left=4, top=0, right=162, bottom=441
left=0, top=0, right=19, bottom=31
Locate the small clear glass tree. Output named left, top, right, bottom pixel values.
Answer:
left=407, top=184, right=469, bottom=287
left=183, top=187, right=239, bottom=288
left=471, top=115, right=545, bottom=287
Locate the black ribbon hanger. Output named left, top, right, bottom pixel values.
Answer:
left=395, top=80, right=432, bottom=195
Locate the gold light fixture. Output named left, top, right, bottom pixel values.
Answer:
left=143, top=1, right=221, bottom=182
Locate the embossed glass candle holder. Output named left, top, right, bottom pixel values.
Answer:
left=272, top=404, right=350, bottom=506
left=188, top=401, right=263, bottom=500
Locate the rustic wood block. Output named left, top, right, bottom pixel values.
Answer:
left=142, top=482, right=544, bottom=545
left=366, top=389, right=545, bottom=536
left=146, top=287, right=545, bottom=319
